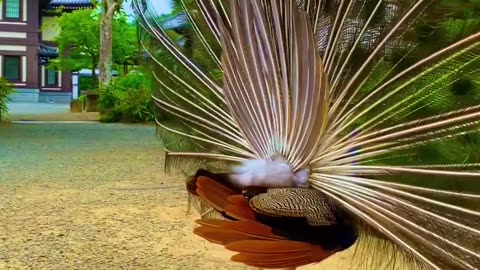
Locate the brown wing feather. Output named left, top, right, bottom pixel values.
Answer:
left=222, top=220, right=284, bottom=240
left=223, top=204, right=256, bottom=221
left=194, top=219, right=225, bottom=228
left=194, top=220, right=334, bottom=269
left=231, top=252, right=313, bottom=268
left=224, top=194, right=256, bottom=220
left=195, top=176, right=237, bottom=212
left=193, top=227, right=254, bottom=245
left=227, top=240, right=334, bottom=269
left=194, top=221, right=281, bottom=242
left=196, top=176, right=237, bottom=196
left=192, top=175, right=337, bottom=269
left=194, top=176, right=256, bottom=220
left=226, top=194, right=251, bottom=208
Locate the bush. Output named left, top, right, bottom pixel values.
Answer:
left=79, top=76, right=96, bottom=91
left=0, top=78, right=14, bottom=121
left=98, top=72, right=155, bottom=123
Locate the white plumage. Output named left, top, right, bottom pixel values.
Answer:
left=229, top=157, right=310, bottom=188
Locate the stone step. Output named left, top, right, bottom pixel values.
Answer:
left=9, top=89, right=39, bottom=103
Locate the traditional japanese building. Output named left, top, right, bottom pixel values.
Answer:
left=1, top=0, right=93, bottom=103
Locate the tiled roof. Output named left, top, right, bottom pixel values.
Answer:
left=50, top=0, right=92, bottom=4
left=48, top=0, right=94, bottom=10
left=38, top=43, right=58, bottom=57
left=38, top=43, right=58, bottom=64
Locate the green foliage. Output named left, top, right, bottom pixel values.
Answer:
left=79, top=76, right=96, bottom=91
left=135, top=1, right=230, bottom=153
left=144, top=0, right=223, bottom=113
left=98, top=71, right=155, bottom=123
left=350, top=0, right=480, bottom=158
left=0, top=78, right=13, bottom=121
left=91, top=0, right=123, bottom=12
left=51, top=8, right=138, bottom=79
left=52, top=9, right=100, bottom=72
left=113, top=18, right=138, bottom=67
left=78, top=94, right=87, bottom=106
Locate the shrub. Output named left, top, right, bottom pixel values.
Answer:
left=98, top=72, right=155, bottom=123
left=0, top=78, right=14, bottom=121
left=79, top=76, right=96, bottom=91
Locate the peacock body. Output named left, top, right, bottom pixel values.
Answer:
left=134, top=0, right=480, bottom=269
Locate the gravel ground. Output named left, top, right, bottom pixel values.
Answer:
left=0, top=123, right=355, bottom=270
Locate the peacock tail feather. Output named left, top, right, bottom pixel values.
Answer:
left=134, top=0, right=480, bottom=269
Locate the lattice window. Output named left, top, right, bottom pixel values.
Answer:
left=5, top=0, right=21, bottom=19
left=46, top=69, right=57, bottom=86
left=4, top=56, right=21, bottom=81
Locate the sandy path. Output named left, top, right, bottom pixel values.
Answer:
left=0, top=123, right=356, bottom=270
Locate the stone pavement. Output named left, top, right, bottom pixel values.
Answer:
left=4, top=102, right=99, bottom=122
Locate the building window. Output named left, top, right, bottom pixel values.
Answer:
left=46, top=68, right=57, bottom=86
left=3, top=56, right=21, bottom=81
left=5, top=0, right=21, bottom=19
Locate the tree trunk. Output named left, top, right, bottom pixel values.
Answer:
left=99, top=0, right=119, bottom=87
left=91, top=55, right=98, bottom=88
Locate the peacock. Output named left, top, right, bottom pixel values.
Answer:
left=133, top=0, right=480, bottom=269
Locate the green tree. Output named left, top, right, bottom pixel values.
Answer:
left=112, top=16, right=138, bottom=73
left=53, top=9, right=100, bottom=82
left=52, top=8, right=137, bottom=86
left=0, top=78, right=14, bottom=122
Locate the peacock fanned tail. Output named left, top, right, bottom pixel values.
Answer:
left=134, top=0, right=480, bottom=269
